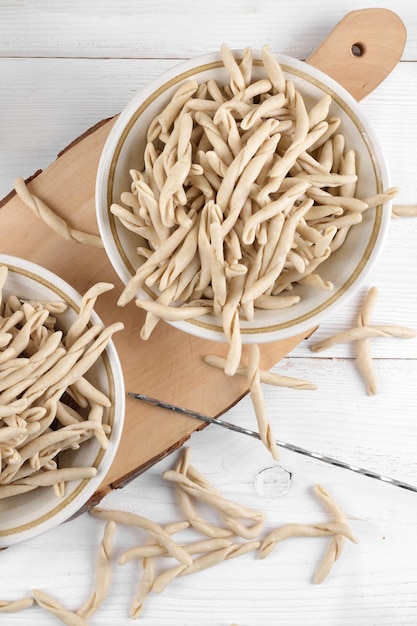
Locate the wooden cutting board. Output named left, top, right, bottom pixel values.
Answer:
left=0, top=8, right=406, bottom=504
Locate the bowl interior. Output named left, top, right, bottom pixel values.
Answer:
left=96, top=51, right=391, bottom=343
left=0, top=255, right=125, bottom=547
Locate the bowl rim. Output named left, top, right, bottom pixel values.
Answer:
left=96, top=49, right=392, bottom=343
left=0, top=254, right=125, bottom=547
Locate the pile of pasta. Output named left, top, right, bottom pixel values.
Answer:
left=113, top=43, right=397, bottom=374
left=1, top=447, right=358, bottom=621
left=0, top=266, right=123, bottom=500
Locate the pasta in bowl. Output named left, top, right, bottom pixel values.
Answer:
left=0, top=255, right=125, bottom=547
left=96, top=45, right=392, bottom=368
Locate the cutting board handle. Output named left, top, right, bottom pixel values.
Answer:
left=306, top=8, right=407, bottom=101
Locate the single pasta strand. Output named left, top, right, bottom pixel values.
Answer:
left=204, top=354, right=316, bottom=389
left=77, top=521, right=116, bottom=618
left=129, top=557, right=156, bottom=619
left=162, top=468, right=264, bottom=539
left=392, top=204, right=417, bottom=217
left=355, top=286, right=379, bottom=395
left=90, top=508, right=193, bottom=566
left=32, top=589, right=89, bottom=626
left=310, top=323, right=416, bottom=352
left=14, top=177, right=103, bottom=248
left=0, top=597, right=34, bottom=613
left=313, top=484, right=356, bottom=584
left=258, top=521, right=356, bottom=559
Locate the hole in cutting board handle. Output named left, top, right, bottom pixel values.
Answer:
left=351, top=42, right=366, bottom=57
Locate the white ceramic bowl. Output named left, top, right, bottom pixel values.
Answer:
left=0, top=255, right=125, bottom=547
left=96, top=50, right=391, bottom=343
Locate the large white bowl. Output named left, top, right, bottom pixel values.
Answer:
left=96, top=50, right=391, bottom=343
left=0, top=255, right=125, bottom=547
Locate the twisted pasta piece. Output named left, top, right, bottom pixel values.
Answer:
left=14, top=177, right=103, bottom=248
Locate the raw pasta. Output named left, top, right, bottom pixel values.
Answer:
left=313, top=484, right=351, bottom=583
left=32, top=589, right=89, bottom=626
left=392, top=204, right=417, bottom=217
left=258, top=483, right=357, bottom=583
left=77, top=520, right=116, bottom=618
left=0, top=597, right=34, bottom=613
left=4, top=447, right=356, bottom=620
left=310, top=285, right=416, bottom=394
left=246, top=344, right=279, bottom=459
left=0, top=267, right=124, bottom=499
left=14, top=177, right=103, bottom=249
left=112, top=44, right=397, bottom=375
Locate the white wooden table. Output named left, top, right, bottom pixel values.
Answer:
left=1, top=2, right=417, bottom=624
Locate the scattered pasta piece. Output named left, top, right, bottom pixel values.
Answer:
left=310, top=286, right=416, bottom=394
left=313, top=484, right=352, bottom=584
left=259, top=483, right=357, bottom=583
left=77, top=520, right=116, bottom=618
left=0, top=597, right=34, bottom=613
left=14, top=176, right=103, bottom=248
left=33, top=589, right=89, bottom=625
left=392, top=204, right=417, bottom=217
left=4, top=447, right=358, bottom=619
left=204, top=347, right=315, bottom=459
left=246, top=344, right=279, bottom=459
left=204, top=353, right=316, bottom=389
left=162, top=468, right=265, bottom=540
left=90, top=508, right=193, bottom=566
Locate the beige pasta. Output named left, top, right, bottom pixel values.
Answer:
left=313, top=484, right=353, bottom=583
left=0, top=267, right=124, bottom=499
left=14, top=177, right=103, bottom=249
left=392, top=204, right=417, bottom=217
left=310, top=285, right=416, bottom=394
left=111, top=43, right=394, bottom=381
left=246, top=344, right=279, bottom=460
left=355, top=286, right=379, bottom=395
left=204, top=353, right=316, bottom=390
left=77, top=520, right=116, bottom=618
left=33, top=589, right=89, bottom=626
left=0, top=597, right=34, bottom=613
left=90, top=508, right=193, bottom=566
left=258, top=483, right=357, bottom=583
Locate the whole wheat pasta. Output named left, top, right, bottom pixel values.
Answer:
left=14, top=177, right=103, bottom=248
left=33, top=589, right=89, bottom=626
left=77, top=521, right=116, bottom=618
